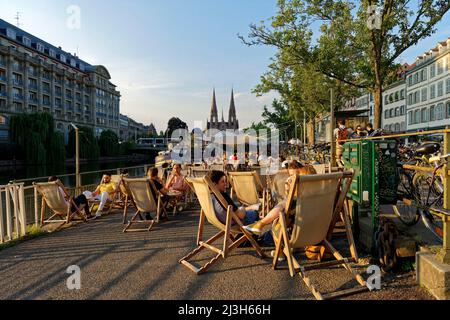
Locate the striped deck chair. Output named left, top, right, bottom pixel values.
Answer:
left=272, top=172, right=369, bottom=300
left=122, top=177, right=161, bottom=232
left=179, top=176, right=266, bottom=275
left=227, top=171, right=268, bottom=217
left=34, top=180, right=87, bottom=228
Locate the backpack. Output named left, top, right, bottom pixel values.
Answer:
left=337, top=128, right=349, bottom=145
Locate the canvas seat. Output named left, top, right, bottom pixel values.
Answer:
left=179, top=176, right=266, bottom=275
left=228, top=171, right=269, bottom=217
left=34, top=180, right=87, bottom=229
left=272, top=171, right=370, bottom=300
left=122, top=177, right=162, bottom=232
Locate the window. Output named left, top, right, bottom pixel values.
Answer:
left=36, top=43, right=45, bottom=52
left=49, top=49, right=56, bottom=58
left=408, top=94, right=413, bottom=105
left=401, top=122, right=406, bottom=131
left=430, top=63, right=436, bottom=78
left=385, top=96, right=389, bottom=105
left=22, top=36, right=31, bottom=46
left=415, top=91, right=420, bottom=104
left=438, top=81, right=444, bottom=97
left=395, top=92, right=399, bottom=101
left=395, top=107, right=400, bottom=117
left=400, top=89, right=405, bottom=100
left=438, top=60, right=443, bottom=74
left=437, top=103, right=444, bottom=120
left=414, top=110, right=420, bottom=124
left=6, top=29, right=16, bottom=39
left=400, top=105, right=406, bottom=115
left=60, top=54, right=66, bottom=63
left=430, top=84, right=436, bottom=99
left=447, top=102, right=450, bottom=118
left=422, top=69, right=427, bottom=81
left=395, top=123, right=401, bottom=132
left=446, top=78, right=450, bottom=94
left=390, top=109, right=394, bottom=118
left=414, top=73, right=419, bottom=84
left=422, top=88, right=428, bottom=102
left=421, top=108, right=428, bottom=123
left=430, top=105, right=436, bottom=121
left=408, top=76, right=413, bottom=87
left=408, top=111, right=413, bottom=125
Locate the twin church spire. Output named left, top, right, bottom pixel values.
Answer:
left=207, top=88, right=239, bottom=131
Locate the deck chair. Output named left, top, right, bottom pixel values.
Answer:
left=34, top=180, right=87, bottom=228
left=88, top=176, right=120, bottom=215
left=115, top=175, right=138, bottom=224
left=122, top=177, right=162, bottom=232
left=272, top=172, right=369, bottom=300
left=271, top=170, right=289, bottom=202
left=179, top=176, right=266, bottom=275
left=228, top=171, right=268, bottom=217
left=191, top=168, right=210, bottom=178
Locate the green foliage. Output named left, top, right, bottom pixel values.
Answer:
left=240, top=0, right=450, bottom=128
left=99, top=130, right=120, bottom=157
left=9, top=113, right=65, bottom=164
left=67, top=126, right=100, bottom=160
left=119, top=140, right=137, bottom=155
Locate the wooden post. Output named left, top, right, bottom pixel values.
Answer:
left=437, top=129, right=450, bottom=263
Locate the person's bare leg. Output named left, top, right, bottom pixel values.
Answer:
left=259, top=207, right=281, bottom=226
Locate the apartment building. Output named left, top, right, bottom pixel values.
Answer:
left=406, top=38, right=450, bottom=132
left=382, top=80, right=407, bottom=132
left=0, top=19, right=120, bottom=143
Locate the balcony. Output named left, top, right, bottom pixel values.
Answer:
left=28, top=84, right=38, bottom=90
left=12, top=79, right=23, bottom=87
left=43, top=74, right=52, bottom=81
left=28, top=70, right=39, bottom=77
left=55, top=91, right=62, bottom=97
left=0, top=91, right=7, bottom=98
left=0, top=75, right=6, bottom=82
left=13, top=94, right=23, bottom=101
left=29, top=97, right=39, bottom=104
left=66, top=105, right=74, bottom=111
left=12, top=65, right=24, bottom=72
left=43, top=100, right=51, bottom=107
left=42, top=88, right=51, bottom=94
left=0, top=59, right=6, bottom=68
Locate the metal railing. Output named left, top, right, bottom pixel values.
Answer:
left=1, top=164, right=152, bottom=245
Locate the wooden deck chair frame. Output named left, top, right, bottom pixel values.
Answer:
left=227, top=171, right=268, bottom=217
left=122, top=177, right=162, bottom=232
left=34, top=180, right=87, bottom=228
left=179, top=176, right=266, bottom=275
left=272, top=172, right=369, bottom=300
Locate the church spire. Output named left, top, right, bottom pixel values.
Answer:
left=228, top=88, right=237, bottom=128
left=210, top=88, right=218, bottom=124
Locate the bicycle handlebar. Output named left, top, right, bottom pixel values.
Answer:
left=429, top=153, right=450, bottom=163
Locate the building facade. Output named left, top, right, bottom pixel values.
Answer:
left=382, top=80, right=407, bottom=133
left=406, top=39, right=450, bottom=132
left=0, top=19, right=120, bottom=143
left=206, top=89, right=239, bottom=131
left=119, top=113, right=157, bottom=142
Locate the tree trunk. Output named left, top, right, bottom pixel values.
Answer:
left=373, top=85, right=382, bottom=129
left=307, top=118, right=315, bottom=146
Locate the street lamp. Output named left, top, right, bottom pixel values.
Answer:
left=70, top=123, right=81, bottom=195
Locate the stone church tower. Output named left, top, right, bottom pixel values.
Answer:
left=206, top=89, right=239, bottom=131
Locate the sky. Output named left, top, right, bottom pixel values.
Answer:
left=1, top=1, right=450, bottom=133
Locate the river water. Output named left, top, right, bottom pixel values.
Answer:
left=0, top=158, right=153, bottom=187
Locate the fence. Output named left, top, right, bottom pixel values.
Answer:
left=0, top=183, right=27, bottom=243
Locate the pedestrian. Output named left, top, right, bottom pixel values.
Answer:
left=333, top=119, right=352, bottom=165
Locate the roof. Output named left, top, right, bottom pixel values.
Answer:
left=0, top=18, right=92, bottom=71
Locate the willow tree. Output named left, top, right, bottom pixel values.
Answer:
left=241, top=0, right=450, bottom=128
left=9, top=113, right=65, bottom=164
left=68, top=126, right=100, bottom=160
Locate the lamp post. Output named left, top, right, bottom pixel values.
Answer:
left=70, top=123, right=80, bottom=196
left=330, top=89, right=336, bottom=168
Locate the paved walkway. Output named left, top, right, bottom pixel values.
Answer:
left=0, top=206, right=434, bottom=300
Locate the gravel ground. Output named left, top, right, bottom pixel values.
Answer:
left=0, top=206, right=434, bottom=300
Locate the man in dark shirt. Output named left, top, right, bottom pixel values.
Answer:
left=147, top=168, right=170, bottom=220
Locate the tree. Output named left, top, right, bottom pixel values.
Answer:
left=240, top=0, right=450, bottom=128
left=68, top=126, right=100, bottom=160
left=166, top=117, right=188, bottom=139
left=99, top=130, right=120, bottom=157
left=9, top=113, right=65, bottom=164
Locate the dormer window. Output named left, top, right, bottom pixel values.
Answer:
left=49, top=49, right=56, bottom=58
left=36, top=43, right=45, bottom=52
left=23, top=36, right=31, bottom=46
left=60, top=54, right=66, bottom=63
left=70, top=58, right=76, bottom=67
left=6, top=28, right=16, bottom=39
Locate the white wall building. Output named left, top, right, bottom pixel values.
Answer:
left=382, top=80, right=407, bottom=132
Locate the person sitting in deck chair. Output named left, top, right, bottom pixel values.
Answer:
left=147, top=167, right=170, bottom=220
left=48, top=176, right=92, bottom=219
left=166, top=164, right=189, bottom=193
left=84, top=174, right=117, bottom=219
left=208, top=170, right=260, bottom=226
left=244, top=161, right=317, bottom=236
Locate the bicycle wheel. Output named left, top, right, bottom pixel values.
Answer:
left=412, top=172, right=443, bottom=209
left=393, top=169, right=420, bottom=226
